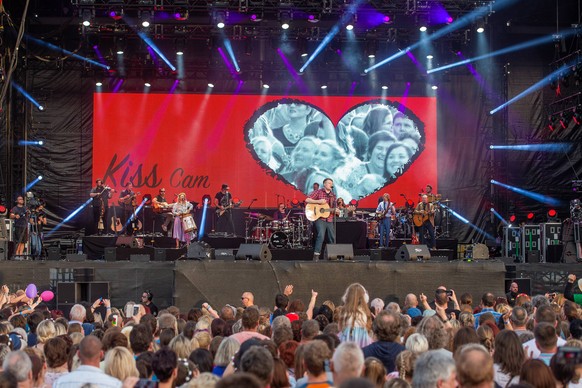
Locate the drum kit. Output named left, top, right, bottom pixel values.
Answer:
left=244, top=212, right=312, bottom=248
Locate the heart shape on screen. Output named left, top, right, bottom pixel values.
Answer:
left=244, top=99, right=425, bottom=201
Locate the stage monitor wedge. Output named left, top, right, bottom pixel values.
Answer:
left=236, top=244, right=271, bottom=261
left=325, top=244, right=354, bottom=261
left=396, top=244, right=431, bottom=261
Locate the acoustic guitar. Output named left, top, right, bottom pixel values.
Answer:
left=413, top=210, right=435, bottom=227
left=110, top=205, right=122, bottom=234
left=153, top=201, right=173, bottom=214
left=118, top=191, right=141, bottom=207
left=305, top=203, right=338, bottom=222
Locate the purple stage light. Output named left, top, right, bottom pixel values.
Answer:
left=308, top=15, right=315, bottom=21
left=250, top=14, right=257, bottom=21
left=447, top=16, right=453, bottom=24
left=383, top=15, right=391, bottom=23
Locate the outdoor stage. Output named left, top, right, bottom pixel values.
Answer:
left=0, top=256, right=578, bottom=313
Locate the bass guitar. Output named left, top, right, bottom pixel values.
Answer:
left=216, top=201, right=243, bottom=217
left=413, top=210, right=435, bottom=227
left=305, top=203, right=338, bottom=222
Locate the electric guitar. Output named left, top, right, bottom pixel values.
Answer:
left=305, top=203, right=338, bottom=222
left=216, top=200, right=243, bottom=217
left=375, top=202, right=395, bottom=220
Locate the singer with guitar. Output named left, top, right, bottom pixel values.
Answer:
left=153, top=188, right=174, bottom=234
left=305, top=178, right=340, bottom=260
left=90, top=179, right=113, bottom=235
left=214, top=184, right=236, bottom=235
left=376, top=193, right=396, bottom=248
left=414, top=194, right=436, bottom=249
left=118, top=183, right=140, bottom=235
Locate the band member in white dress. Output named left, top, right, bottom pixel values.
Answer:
left=172, top=193, right=195, bottom=248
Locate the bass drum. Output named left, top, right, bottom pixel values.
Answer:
left=269, top=231, right=289, bottom=249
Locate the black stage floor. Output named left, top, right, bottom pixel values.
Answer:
left=0, top=258, right=578, bottom=313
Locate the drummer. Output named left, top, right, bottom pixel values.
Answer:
left=273, top=203, right=288, bottom=221
left=172, top=192, right=195, bottom=249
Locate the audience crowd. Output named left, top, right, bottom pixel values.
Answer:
left=0, top=274, right=581, bottom=388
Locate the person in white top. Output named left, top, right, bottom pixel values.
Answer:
left=54, top=336, right=122, bottom=388
left=522, top=304, right=566, bottom=359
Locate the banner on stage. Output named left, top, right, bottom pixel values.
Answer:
left=93, top=94, right=437, bottom=208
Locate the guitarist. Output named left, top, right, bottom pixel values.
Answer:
left=376, top=193, right=396, bottom=248
left=306, top=178, right=339, bottom=260
left=214, top=184, right=236, bottom=235
left=90, top=179, right=112, bottom=235
left=414, top=195, right=436, bottom=249
left=119, top=183, right=137, bottom=235
left=153, top=188, right=174, bottom=234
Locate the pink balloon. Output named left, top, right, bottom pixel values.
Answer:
left=25, top=284, right=37, bottom=299
left=40, top=290, right=54, bottom=302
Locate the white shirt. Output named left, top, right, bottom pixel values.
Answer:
left=522, top=336, right=566, bottom=358
left=54, top=365, right=122, bottom=388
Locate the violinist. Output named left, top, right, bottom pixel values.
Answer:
left=90, top=179, right=113, bottom=235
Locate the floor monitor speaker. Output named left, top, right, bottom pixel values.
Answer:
left=235, top=244, right=271, bottom=261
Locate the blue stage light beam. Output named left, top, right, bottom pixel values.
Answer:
left=198, top=198, right=210, bottom=240
left=137, top=32, right=176, bottom=71
left=490, top=208, right=509, bottom=226
left=25, top=35, right=110, bottom=70
left=123, top=198, right=148, bottom=232
left=223, top=39, right=241, bottom=72
left=439, top=203, right=496, bottom=240
left=11, top=82, right=44, bottom=111
left=300, top=0, right=366, bottom=73
left=46, top=198, right=93, bottom=236
left=490, top=60, right=576, bottom=114
left=490, top=143, right=573, bottom=152
left=25, top=176, right=43, bottom=192
left=18, top=140, right=44, bottom=146
left=428, top=29, right=578, bottom=74
left=365, top=0, right=521, bottom=73
left=490, top=180, right=563, bottom=206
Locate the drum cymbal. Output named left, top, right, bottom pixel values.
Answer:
left=439, top=199, right=452, bottom=203
left=245, top=212, right=262, bottom=218
left=262, top=215, right=274, bottom=221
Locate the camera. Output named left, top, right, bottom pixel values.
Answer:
left=556, top=347, right=582, bottom=365
left=133, top=305, right=140, bottom=316
left=446, top=290, right=453, bottom=297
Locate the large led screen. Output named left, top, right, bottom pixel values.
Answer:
left=93, top=93, right=437, bottom=208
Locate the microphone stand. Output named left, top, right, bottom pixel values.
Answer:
left=247, top=199, right=256, bottom=209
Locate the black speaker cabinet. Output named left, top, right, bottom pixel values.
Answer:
left=115, top=236, right=143, bottom=248
left=235, top=244, right=272, bottom=261
left=526, top=250, right=541, bottom=263
left=47, top=246, right=61, bottom=261
left=0, top=239, right=9, bottom=261
left=153, top=248, right=166, bottom=261
left=130, top=254, right=150, bottom=262
left=324, top=244, right=354, bottom=261
left=104, top=247, right=117, bottom=262
left=186, top=242, right=215, bottom=260
left=66, top=253, right=87, bottom=262
left=396, top=244, right=431, bottom=261
left=546, top=245, right=563, bottom=263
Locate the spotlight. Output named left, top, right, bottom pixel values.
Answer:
left=38, top=106, right=44, bottom=111
left=215, top=12, right=226, bottom=28
left=431, top=85, right=438, bottom=90
left=139, top=10, right=152, bottom=28
left=365, top=38, right=378, bottom=59
left=476, top=20, right=485, bottom=33
left=308, top=14, right=319, bottom=23
left=175, top=39, right=185, bottom=55
left=476, top=26, right=485, bottom=33
left=346, top=24, right=354, bottom=31
left=80, top=8, right=94, bottom=26
left=526, top=212, right=534, bottom=221
left=280, top=10, right=292, bottom=30
left=38, top=141, right=44, bottom=146
left=547, top=209, right=558, bottom=221
left=263, top=83, right=270, bottom=89
left=144, top=82, right=151, bottom=87
left=381, top=85, right=388, bottom=90
left=96, top=81, right=103, bottom=86
left=509, top=215, right=517, bottom=223
left=383, top=15, right=391, bottom=24
left=38, top=175, right=43, bottom=180
left=174, top=9, right=188, bottom=21
left=427, top=54, right=434, bottom=59
left=321, top=84, right=327, bottom=89
left=419, top=26, right=427, bottom=32
left=207, top=83, right=215, bottom=88
left=108, top=8, right=124, bottom=20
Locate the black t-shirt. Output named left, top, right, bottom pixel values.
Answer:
left=215, top=192, right=231, bottom=207
left=120, top=189, right=135, bottom=209
left=91, top=186, right=110, bottom=207
left=10, top=205, right=27, bottom=227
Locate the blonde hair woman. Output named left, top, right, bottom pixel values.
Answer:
left=172, top=193, right=195, bottom=248
left=34, top=319, right=56, bottom=351
left=169, top=334, right=193, bottom=359
left=104, top=346, right=139, bottom=381
left=337, top=283, right=372, bottom=347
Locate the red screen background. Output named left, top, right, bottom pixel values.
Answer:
left=93, top=93, right=437, bottom=208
